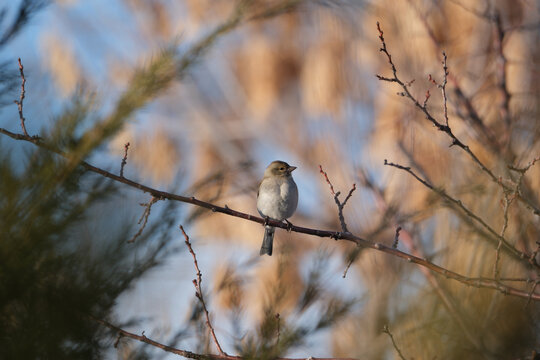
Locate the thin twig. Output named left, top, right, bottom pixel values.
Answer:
left=120, top=142, right=130, bottom=177
left=526, top=281, right=540, bottom=308
left=113, top=333, right=123, bottom=348
left=92, top=317, right=219, bottom=359
left=440, top=52, right=449, bottom=127
left=375, top=22, right=540, bottom=216
left=319, top=165, right=336, bottom=195
left=359, top=164, right=486, bottom=351
left=382, top=325, right=407, bottom=360
left=180, top=225, right=228, bottom=356
left=275, top=313, right=281, bottom=346
left=408, top=1, right=501, bottom=153
left=529, top=242, right=540, bottom=271
left=508, top=157, right=540, bottom=174
left=342, top=246, right=361, bottom=279
left=383, top=159, right=531, bottom=267
left=128, top=196, right=158, bottom=243
left=493, top=11, right=511, bottom=128
left=95, top=314, right=358, bottom=359
left=392, top=226, right=402, bottom=249
left=14, top=58, right=29, bottom=137
left=493, top=190, right=514, bottom=278
left=319, top=165, right=356, bottom=233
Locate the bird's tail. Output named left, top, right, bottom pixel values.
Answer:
left=260, top=226, right=275, bottom=256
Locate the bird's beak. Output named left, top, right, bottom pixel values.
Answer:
left=288, top=166, right=297, bottom=173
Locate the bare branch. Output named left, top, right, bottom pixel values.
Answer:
left=493, top=11, right=511, bottom=128
left=440, top=52, right=449, bottom=128
left=375, top=22, right=540, bottom=217
left=180, top=225, right=227, bottom=356
left=392, top=226, right=402, bottom=249
left=128, top=196, right=159, bottom=243
left=319, top=165, right=356, bottom=233
left=120, top=142, right=130, bottom=178
left=1, top=127, right=539, bottom=301
left=493, top=188, right=516, bottom=278
left=319, top=165, right=336, bottom=195
left=409, top=1, right=501, bottom=153
left=92, top=316, right=223, bottom=359
left=275, top=313, right=281, bottom=346
left=383, top=159, right=532, bottom=267
left=508, top=157, right=540, bottom=175
left=382, top=325, right=407, bottom=360
left=13, top=58, right=29, bottom=137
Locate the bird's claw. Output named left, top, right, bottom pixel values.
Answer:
left=284, top=219, right=294, bottom=232
left=263, top=216, right=270, bottom=226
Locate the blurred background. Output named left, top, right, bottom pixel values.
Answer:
left=0, top=0, right=539, bottom=359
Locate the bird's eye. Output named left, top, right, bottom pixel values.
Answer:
left=280, top=167, right=285, bottom=170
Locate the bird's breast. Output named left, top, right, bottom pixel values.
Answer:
left=257, top=178, right=298, bottom=221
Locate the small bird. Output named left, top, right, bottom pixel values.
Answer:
left=257, top=160, right=298, bottom=256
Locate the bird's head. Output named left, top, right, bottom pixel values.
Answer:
left=265, top=160, right=297, bottom=177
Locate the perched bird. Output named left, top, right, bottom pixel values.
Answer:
left=257, top=160, right=298, bottom=256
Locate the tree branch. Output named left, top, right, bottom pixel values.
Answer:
left=375, top=22, right=540, bottom=217
left=383, top=159, right=534, bottom=268
left=180, top=225, right=227, bottom=356
left=13, top=58, right=29, bottom=137
left=382, top=325, right=407, bottom=360
left=319, top=165, right=356, bottom=233
left=93, top=317, right=236, bottom=360
left=93, top=316, right=360, bottom=359
left=1, top=128, right=538, bottom=301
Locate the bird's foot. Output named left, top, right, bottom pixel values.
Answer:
left=263, top=216, right=270, bottom=226
left=284, top=219, right=294, bottom=232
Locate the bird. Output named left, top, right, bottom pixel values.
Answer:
left=256, top=160, right=298, bottom=256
